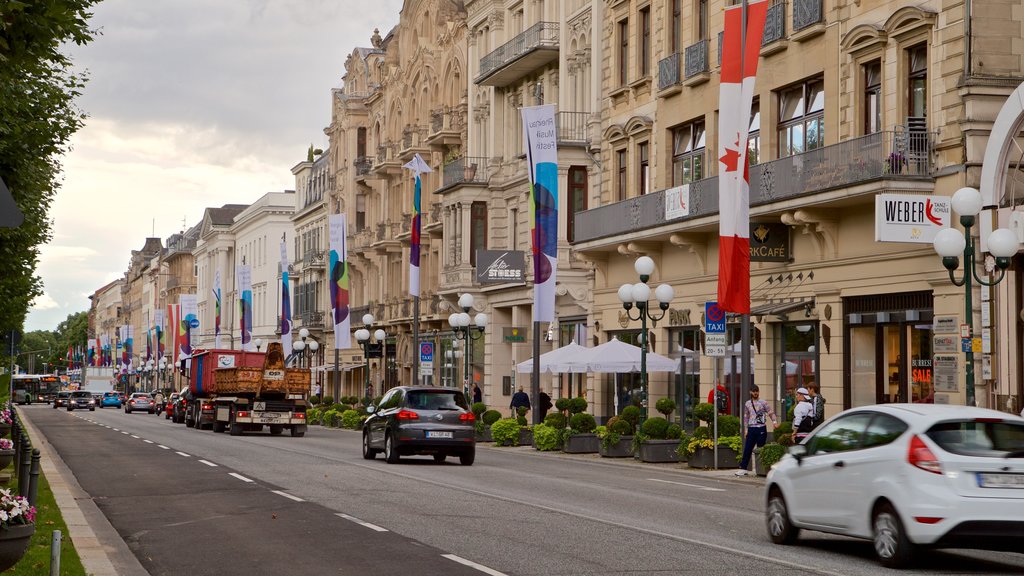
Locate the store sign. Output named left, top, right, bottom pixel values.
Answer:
left=664, top=184, right=691, bottom=220
left=749, top=223, right=790, bottom=262
left=932, top=335, right=957, bottom=354
left=503, top=326, right=527, bottom=343
left=933, top=355, right=959, bottom=392
left=933, top=315, right=958, bottom=334
left=476, top=250, right=525, bottom=284
left=875, top=194, right=951, bottom=243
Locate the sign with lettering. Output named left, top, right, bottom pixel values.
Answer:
left=933, top=316, right=958, bottom=334
left=875, top=194, right=951, bottom=243
left=933, top=354, right=959, bottom=392
left=932, top=335, right=957, bottom=354
left=664, top=184, right=691, bottom=220
left=749, top=223, right=790, bottom=262
left=503, top=327, right=527, bottom=343
left=476, top=250, right=525, bottom=284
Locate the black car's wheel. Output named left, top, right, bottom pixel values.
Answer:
left=766, top=488, right=799, bottom=545
left=67, top=405, right=73, bottom=412
left=433, top=453, right=447, bottom=463
left=89, top=407, right=95, bottom=411
left=384, top=431, right=400, bottom=464
left=164, top=411, right=170, bottom=420
left=362, top=431, right=378, bottom=460
left=873, top=503, right=915, bottom=568
left=269, top=425, right=284, bottom=436
left=459, top=448, right=475, bottom=466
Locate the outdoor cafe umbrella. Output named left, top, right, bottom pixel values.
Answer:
left=571, top=337, right=678, bottom=373
left=515, top=341, right=589, bottom=374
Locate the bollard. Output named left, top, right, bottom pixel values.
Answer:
left=50, top=530, right=62, bottom=576
left=18, top=437, right=30, bottom=497
left=28, top=449, right=40, bottom=507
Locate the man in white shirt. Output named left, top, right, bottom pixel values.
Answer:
left=792, top=387, right=814, bottom=442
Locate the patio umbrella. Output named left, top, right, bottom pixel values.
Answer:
left=577, top=337, right=679, bottom=373
left=515, top=341, right=589, bottom=374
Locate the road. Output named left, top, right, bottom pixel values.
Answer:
left=20, top=404, right=1024, bottom=575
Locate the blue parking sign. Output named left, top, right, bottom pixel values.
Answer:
left=420, top=342, right=434, bottom=363
left=705, top=302, right=726, bottom=333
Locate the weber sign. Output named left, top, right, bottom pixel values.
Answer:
left=875, top=194, right=950, bottom=243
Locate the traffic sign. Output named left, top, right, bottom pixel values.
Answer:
left=706, top=333, right=726, bottom=357
left=189, top=318, right=200, bottom=329
left=705, top=302, right=726, bottom=334
left=420, top=342, right=434, bottom=363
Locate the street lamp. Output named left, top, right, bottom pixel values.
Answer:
left=932, top=186, right=1019, bottom=406
left=145, top=359, right=155, bottom=392
left=254, top=338, right=264, bottom=352
left=617, top=256, right=675, bottom=421
left=291, top=328, right=319, bottom=368
left=159, top=357, right=167, bottom=391
left=355, top=314, right=386, bottom=398
left=448, top=293, right=487, bottom=396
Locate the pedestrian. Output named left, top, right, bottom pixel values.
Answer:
left=510, top=386, right=531, bottom=417
left=807, top=382, right=825, bottom=428
left=792, top=387, right=814, bottom=443
left=735, top=384, right=778, bottom=476
left=538, top=389, right=553, bottom=421
left=472, top=383, right=482, bottom=404
left=313, top=383, right=321, bottom=402
left=153, top=389, right=165, bottom=415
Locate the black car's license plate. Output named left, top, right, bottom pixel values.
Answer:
left=426, top=431, right=453, bottom=439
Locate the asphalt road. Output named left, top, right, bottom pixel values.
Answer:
left=21, top=404, right=1024, bottom=575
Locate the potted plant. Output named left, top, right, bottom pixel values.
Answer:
left=0, top=439, right=11, bottom=471
left=0, top=488, right=35, bottom=571
left=476, top=409, right=501, bottom=442
left=533, top=412, right=565, bottom=451
left=598, top=415, right=634, bottom=458
left=755, top=442, right=787, bottom=476
left=490, top=418, right=521, bottom=447
left=637, top=418, right=683, bottom=463
left=515, top=406, right=533, bottom=445
left=562, top=398, right=599, bottom=453
left=685, top=424, right=742, bottom=469
left=0, top=406, right=11, bottom=437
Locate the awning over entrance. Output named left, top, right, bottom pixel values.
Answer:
left=749, top=298, right=815, bottom=318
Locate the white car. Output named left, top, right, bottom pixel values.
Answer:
left=765, top=404, right=1024, bottom=568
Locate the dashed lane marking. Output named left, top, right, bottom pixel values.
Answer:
left=441, top=554, right=507, bottom=576
left=198, top=460, right=217, bottom=467
left=272, top=490, right=304, bottom=502
left=229, top=473, right=254, bottom=483
left=175, top=451, right=190, bottom=458
left=336, top=513, right=388, bottom=532
left=143, top=440, right=154, bottom=444
left=647, top=478, right=726, bottom=492
left=130, top=435, right=140, bottom=439
left=157, top=445, right=170, bottom=450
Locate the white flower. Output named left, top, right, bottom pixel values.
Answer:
left=0, top=510, right=8, bottom=522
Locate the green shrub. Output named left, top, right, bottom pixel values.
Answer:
left=620, top=405, right=641, bottom=428
left=490, top=418, right=521, bottom=446
left=641, top=417, right=670, bottom=439
left=774, top=420, right=793, bottom=436
left=608, top=417, right=633, bottom=436
left=532, top=423, right=562, bottom=451
left=305, top=407, right=322, bottom=425
left=516, top=405, right=529, bottom=426
left=693, top=402, right=714, bottom=424
left=309, top=395, right=321, bottom=406
left=555, top=397, right=572, bottom=413
left=471, top=402, right=487, bottom=417
left=655, top=397, right=676, bottom=418
left=569, top=412, right=596, bottom=434
left=594, top=425, right=607, bottom=438
left=692, top=425, right=711, bottom=440
left=330, top=403, right=348, bottom=413
left=716, top=415, right=741, bottom=437
left=775, top=432, right=794, bottom=447
left=757, top=443, right=787, bottom=470
left=665, top=423, right=682, bottom=440
left=675, top=432, right=693, bottom=459
left=322, top=396, right=334, bottom=405
left=341, top=409, right=362, bottom=429
left=482, top=410, right=502, bottom=425
left=322, top=409, right=341, bottom=427
left=568, top=397, right=588, bottom=414
left=718, top=435, right=742, bottom=453
left=544, top=412, right=566, bottom=429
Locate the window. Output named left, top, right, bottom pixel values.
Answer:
left=567, top=166, right=587, bottom=242
left=748, top=100, right=760, bottom=165
left=619, top=19, right=629, bottom=85
left=640, top=7, right=651, bottom=76
left=806, top=413, right=873, bottom=455
left=671, top=0, right=682, bottom=53
left=470, top=201, right=487, bottom=267
left=616, top=149, right=627, bottom=201
left=908, top=44, right=927, bottom=118
left=356, top=195, right=366, bottom=231
left=698, top=0, right=708, bottom=40
left=357, top=127, right=366, bottom=157
left=864, top=60, right=881, bottom=134
left=862, top=414, right=908, bottom=449
left=638, top=142, right=650, bottom=195
left=778, top=78, right=824, bottom=157
left=672, top=121, right=706, bottom=185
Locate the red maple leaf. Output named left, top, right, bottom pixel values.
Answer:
left=719, top=146, right=741, bottom=172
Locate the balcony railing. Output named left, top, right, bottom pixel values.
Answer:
left=557, top=111, right=589, bottom=144
left=442, top=156, right=489, bottom=188
left=793, top=0, right=823, bottom=31
left=477, top=21, right=559, bottom=83
left=658, top=52, right=682, bottom=91
left=354, top=156, right=371, bottom=176
left=301, top=311, right=325, bottom=328
left=763, top=1, right=786, bottom=45
left=573, top=129, right=932, bottom=243
left=684, top=39, right=709, bottom=78
left=303, top=250, right=325, bottom=267
left=431, top=109, right=444, bottom=133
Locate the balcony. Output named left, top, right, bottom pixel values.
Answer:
left=573, top=129, right=933, bottom=244
left=684, top=39, right=709, bottom=83
left=424, top=202, right=443, bottom=236
left=301, top=311, right=325, bottom=329
left=476, top=22, right=559, bottom=87
left=762, top=1, right=786, bottom=49
left=373, top=221, right=401, bottom=252
left=658, top=52, right=682, bottom=92
left=440, top=156, right=489, bottom=190
left=792, top=0, right=824, bottom=39
left=372, top=141, right=402, bottom=176
left=303, top=249, right=326, bottom=268
left=425, top=106, right=465, bottom=148
left=557, top=112, right=589, bottom=145
left=354, top=156, right=372, bottom=176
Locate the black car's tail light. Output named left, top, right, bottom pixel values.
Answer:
left=396, top=409, right=419, bottom=420
left=459, top=412, right=475, bottom=422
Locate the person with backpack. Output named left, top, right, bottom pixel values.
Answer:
left=808, top=383, right=825, bottom=429
left=707, top=382, right=731, bottom=415
left=735, top=384, right=778, bottom=476
left=792, top=387, right=815, bottom=442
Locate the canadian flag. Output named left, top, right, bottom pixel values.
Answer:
left=717, top=0, right=769, bottom=314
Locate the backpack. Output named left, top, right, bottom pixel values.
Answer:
left=715, top=389, right=728, bottom=413
left=813, top=394, right=826, bottom=425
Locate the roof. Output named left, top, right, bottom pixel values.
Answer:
left=208, top=204, right=248, bottom=226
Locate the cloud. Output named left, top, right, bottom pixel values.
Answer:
left=31, top=293, right=60, bottom=311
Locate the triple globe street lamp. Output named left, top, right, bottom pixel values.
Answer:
left=291, top=328, right=320, bottom=368
left=931, top=186, right=1019, bottom=407
left=355, top=314, right=386, bottom=399
left=448, top=293, right=487, bottom=394
left=617, top=256, right=675, bottom=421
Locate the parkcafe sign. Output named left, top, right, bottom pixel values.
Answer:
left=874, top=194, right=951, bottom=243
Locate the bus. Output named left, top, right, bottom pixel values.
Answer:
left=11, top=374, right=61, bottom=404
left=38, top=376, right=61, bottom=402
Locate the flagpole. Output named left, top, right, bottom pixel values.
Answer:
left=739, top=0, right=751, bottom=445
left=413, top=296, right=420, bottom=384
left=532, top=321, right=541, bottom=426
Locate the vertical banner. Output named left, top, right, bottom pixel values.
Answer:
left=402, top=153, right=432, bottom=297
left=280, top=238, right=292, bottom=355
left=237, top=265, right=253, bottom=351
left=167, top=304, right=179, bottom=365
left=214, top=270, right=222, bottom=349
left=329, top=213, right=351, bottom=349
left=117, top=327, right=125, bottom=371
left=155, top=309, right=165, bottom=360
left=180, top=294, right=197, bottom=358
left=521, top=104, right=559, bottom=322
left=125, top=325, right=134, bottom=371
left=717, top=0, right=769, bottom=314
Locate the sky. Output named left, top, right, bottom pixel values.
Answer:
left=25, top=0, right=404, bottom=332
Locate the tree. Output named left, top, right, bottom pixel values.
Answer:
left=0, top=1, right=99, bottom=342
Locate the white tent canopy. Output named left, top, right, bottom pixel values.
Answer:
left=516, top=337, right=678, bottom=374
left=515, top=341, right=589, bottom=374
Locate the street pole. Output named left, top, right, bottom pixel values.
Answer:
left=413, top=296, right=420, bottom=385
left=639, top=309, right=648, bottom=421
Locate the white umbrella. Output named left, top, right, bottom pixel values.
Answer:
left=577, top=337, right=679, bottom=373
left=515, top=341, right=589, bottom=374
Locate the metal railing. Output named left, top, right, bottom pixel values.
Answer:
left=302, top=311, right=325, bottom=328
left=684, top=39, right=709, bottom=78
left=793, top=0, right=823, bottom=31
left=763, top=1, right=786, bottom=45
left=478, top=21, right=559, bottom=80
left=354, top=156, right=371, bottom=175
left=431, top=109, right=444, bottom=133
left=303, top=250, right=325, bottom=267
left=442, top=156, right=489, bottom=188
left=573, top=129, right=932, bottom=243
left=658, top=52, right=682, bottom=91
left=557, top=111, right=589, bottom=144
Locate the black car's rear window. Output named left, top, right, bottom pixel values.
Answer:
left=405, top=391, right=468, bottom=411
left=927, top=420, right=1024, bottom=457
left=71, top=391, right=92, bottom=398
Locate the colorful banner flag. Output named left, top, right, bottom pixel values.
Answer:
left=329, top=213, right=351, bottom=349
left=167, top=304, right=179, bottom=365
left=521, top=104, right=559, bottom=322
left=214, top=269, right=222, bottom=349
left=402, top=153, right=432, bottom=297
left=280, top=238, right=292, bottom=355
left=180, top=294, right=197, bottom=358
left=155, top=309, right=165, bottom=360
left=237, top=264, right=253, bottom=351
left=717, top=0, right=769, bottom=314
left=124, top=325, right=134, bottom=370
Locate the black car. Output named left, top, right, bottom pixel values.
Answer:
left=362, top=386, right=475, bottom=465
left=67, top=390, right=96, bottom=411
left=52, top=391, right=71, bottom=409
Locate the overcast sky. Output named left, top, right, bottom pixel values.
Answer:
left=26, top=0, right=403, bottom=332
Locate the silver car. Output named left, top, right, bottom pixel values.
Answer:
left=362, top=386, right=476, bottom=465
left=125, top=393, right=155, bottom=414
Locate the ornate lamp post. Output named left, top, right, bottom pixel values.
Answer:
left=254, top=338, right=264, bottom=352
left=448, top=293, right=486, bottom=396
left=159, top=356, right=167, bottom=391
left=291, top=328, right=319, bottom=368
left=355, top=314, right=385, bottom=398
left=932, top=187, right=1019, bottom=406
left=616, top=256, right=675, bottom=421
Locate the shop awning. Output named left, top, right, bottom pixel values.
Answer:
left=749, top=298, right=815, bottom=318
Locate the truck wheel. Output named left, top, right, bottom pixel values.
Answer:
left=229, top=423, right=243, bottom=436
left=269, top=425, right=283, bottom=436
left=384, top=431, right=400, bottom=464
left=290, top=425, right=306, bottom=438
left=213, top=420, right=226, bottom=433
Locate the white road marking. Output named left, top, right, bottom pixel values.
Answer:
left=441, top=554, right=507, bottom=576
left=229, top=473, right=254, bottom=483
left=157, top=445, right=170, bottom=450
left=175, top=451, right=190, bottom=458
left=272, top=490, right=304, bottom=502
left=120, top=431, right=129, bottom=435
left=336, top=513, right=388, bottom=532
left=647, top=478, right=726, bottom=492
left=198, top=460, right=217, bottom=467
left=143, top=440, right=154, bottom=444
left=112, top=428, right=119, bottom=431
left=130, top=435, right=140, bottom=439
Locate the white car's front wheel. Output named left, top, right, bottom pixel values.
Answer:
left=766, top=489, right=799, bottom=545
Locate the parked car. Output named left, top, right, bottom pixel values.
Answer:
left=66, top=390, right=96, bottom=412
left=52, top=391, right=71, bottom=409
left=124, top=393, right=155, bottom=414
left=164, top=392, right=180, bottom=420
left=99, top=391, right=122, bottom=409
left=765, top=404, right=1024, bottom=568
left=362, top=386, right=475, bottom=465
left=172, top=390, right=190, bottom=424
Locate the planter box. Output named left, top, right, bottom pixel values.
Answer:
left=518, top=428, right=534, bottom=446
left=687, top=446, right=739, bottom=469
left=563, top=433, right=599, bottom=454
left=599, top=436, right=634, bottom=458
left=638, top=439, right=681, bottom=463
left=474, top=426, right=492, bottom=443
